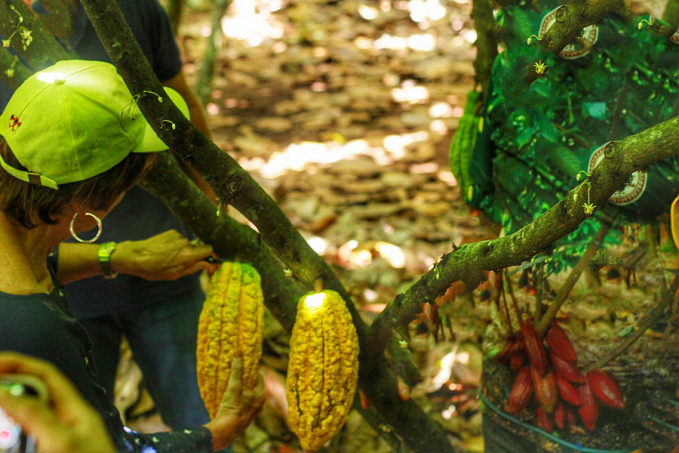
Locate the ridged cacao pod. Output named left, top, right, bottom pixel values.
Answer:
left=554, top=402, right=565, bottom=430
left=510, top=352, right=526, bottom=372
left=578, top=381, right=599, bottom=432
left=566, top=407, right=578, bottom=428
left=495, top=338, right=517, bottom=364
left=588, top=370, right=625, bottom=409
left=531, top=366, right=557, bottom=413
left=550, top=353, right=585, bottom=383
left=286, top=290, right=360, bottom=451
left=556, top=375, right=582, bottom=406
left=197, top=262, right=264, bottom=418
left=545, top=323, right=578, bottom=364
left=521, top=320, right=548, bottom=374
left=537, top=406, right=554, bottom=433
left=507, top=366, right=533, bottom=414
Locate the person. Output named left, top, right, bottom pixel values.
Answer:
left=0, top=0, right=219, bottom=431
left=0, top=59, right=265, bottom=451
left=0, top=352, right=118, bottom=453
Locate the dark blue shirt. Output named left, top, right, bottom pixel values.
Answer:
left=0, top=0, right=200, bottom=319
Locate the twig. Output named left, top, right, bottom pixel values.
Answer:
left=504, top=270, right=523, bottom=325
left=535, top=215, right=617, bottom=336
left=588, top=277, right=679, bottom=371
left=534, top=263, right=543, bottom=324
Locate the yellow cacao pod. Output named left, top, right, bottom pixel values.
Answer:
left=286, top=290, right=360, bottom=451
left=196, top=262, right=264, bottom=419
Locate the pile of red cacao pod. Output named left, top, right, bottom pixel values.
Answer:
left=496, top=319, right=625, bottom=432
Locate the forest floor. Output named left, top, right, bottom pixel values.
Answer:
left=116, top=1, right=678, bottom=452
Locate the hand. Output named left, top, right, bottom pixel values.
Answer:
left=112, top=230, right=219, bottom=281
left=0, top=352, right=115, bottom=453
left=205, top=354, right=266, bottom=451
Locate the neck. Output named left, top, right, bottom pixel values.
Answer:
left=0, top=212, right=70, bottom=295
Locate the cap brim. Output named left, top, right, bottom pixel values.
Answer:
left=134, top=87, right=190, bottom=153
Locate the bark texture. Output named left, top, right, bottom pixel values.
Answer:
left=0, top=0, right=73, bottom=70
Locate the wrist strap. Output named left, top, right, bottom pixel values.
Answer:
left=98, top=242, right=119, bottom=279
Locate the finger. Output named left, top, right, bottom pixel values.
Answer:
left=225, top=353, right=244, bottom=398
left=0, top=389, right=70, bottom=444
left=176, top=261, right=210, bottom=279
left=0, top=353, right=92, bottom=417
left=183, top=244, right=214, bottom=260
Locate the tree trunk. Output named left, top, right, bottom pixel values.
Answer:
left=195, top=0, right=229, bottom=107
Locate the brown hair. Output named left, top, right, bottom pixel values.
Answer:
left=0, top=137, right=156, bottom=228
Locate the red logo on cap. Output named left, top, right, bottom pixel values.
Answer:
left=9, top=115, right=21, bottom=131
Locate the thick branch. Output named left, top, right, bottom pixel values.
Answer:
left=539, top=0, right=623, bottom=55
left=0, top=0, right=72, bottom=70
left=367, top=116, right=679, bottom=358
left=78, top=1, right=454, bottom=450
left=140, top=152, right=302, bottom=330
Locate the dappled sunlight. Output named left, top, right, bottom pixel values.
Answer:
left=221, top=0, right=284, bottom=46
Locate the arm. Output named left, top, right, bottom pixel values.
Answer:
left=162, top=71, right=218, bottom=203
left=56, top=230, right=217, bottom=285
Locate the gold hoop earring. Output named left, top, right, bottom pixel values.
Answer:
left=69, top=212, right=102, bottom=243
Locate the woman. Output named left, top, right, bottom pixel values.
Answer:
left=0, top=59, right=265, bottom=452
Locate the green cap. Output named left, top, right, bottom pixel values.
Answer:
left=0, top=60, right=190, bottom=190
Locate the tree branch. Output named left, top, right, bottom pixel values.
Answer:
left=537, top=0, right=624, bottom=56
left=0, top=0, right=73, bottom=70
left=534, top=215, right=615, bottom=336
left=77, top=1, right=456, bottom=450
left=366, top=117, right=679, bottom=359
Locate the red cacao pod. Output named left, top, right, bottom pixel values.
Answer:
left=531, top=366, right=557, bottom=413
left=537, top=406, right=554, bottom=433
left=545, top=322, right=577, bottom=364
left=554, top=402, right=565, bottom=430
left=556, top=375, right=582, bottom=406
left=510, top=352, right=526, bottom=372
left=550, top=353, right=585, bottom=383
left=521, top=320, right=548, bottom=374
left=588, top=370, right=625, bottom=409
left=578, top=381, right=599, bottom=432
left=495, top=339, right=514, bottom=364
left=507, top=366, right=533, bottom=414
left=566, top=407, right=578, bottom=428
